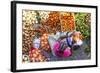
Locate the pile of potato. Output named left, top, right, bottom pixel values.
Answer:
left=29, top=48, right=47, bottom=62
left=40, top=33, right=50, bottom=52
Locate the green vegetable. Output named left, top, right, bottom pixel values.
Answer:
left=74, top=13, right=91, bottom=39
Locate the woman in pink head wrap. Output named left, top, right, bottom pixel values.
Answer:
left=48, top=34, right=72, bottom=58
left=53, top=41, right=71, bottom=57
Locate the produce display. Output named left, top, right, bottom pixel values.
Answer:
left=22, top=29, right=34, bottom=55
left=40, top=33, right=50, bottom=52
left=22, top=10, right=91, bottom=63
left=29, top=48, right=48, bottom=62
left=60, top=12, right=75, bottom=32
left=45, top=12, right=60, bottom=33
left=74, top=13, right=91, bottom=55
left=75, top=13, right=91, bottom=39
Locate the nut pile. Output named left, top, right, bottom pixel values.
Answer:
left=22, top=29, right=34, bottom=54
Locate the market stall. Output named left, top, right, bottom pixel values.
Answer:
left=22, top=10, right=90, bottom=63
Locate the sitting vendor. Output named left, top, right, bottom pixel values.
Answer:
left=51, top=31, right=83, bottom=57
